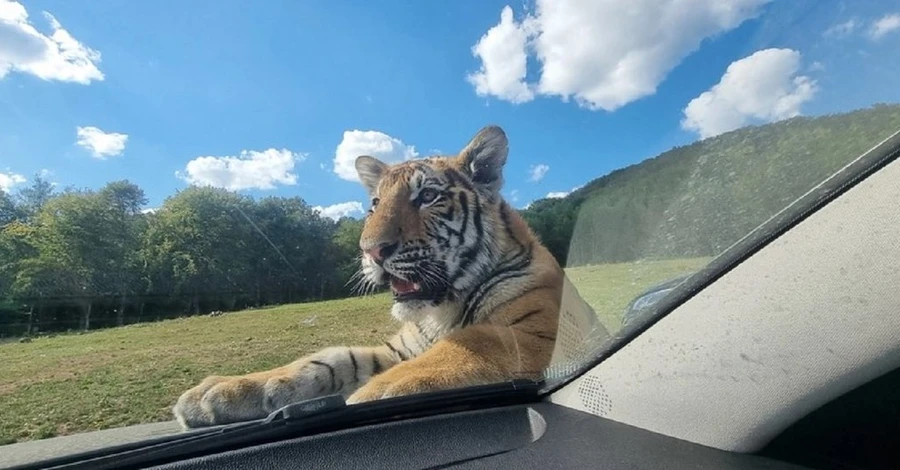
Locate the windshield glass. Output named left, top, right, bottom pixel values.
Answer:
left=1, top=0, right=899, bottom=452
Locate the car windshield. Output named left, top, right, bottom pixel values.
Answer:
left=1, top=0, right=899, bottom=454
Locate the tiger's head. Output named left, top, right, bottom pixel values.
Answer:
left=354, top=125, right=510, bottom=321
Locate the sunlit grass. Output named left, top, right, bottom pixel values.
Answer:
left=566, top=257, right=709, bottom=333
left=0, top=257, right=707, bottom=444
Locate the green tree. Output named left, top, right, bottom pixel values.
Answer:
left=99, top=181, right=149, bottom=325
left=16, top=175, right=54, bottom=221
left=31, top=191, right=113, bottom=330
left=143, top=187, right=257, bottom=314
left=0, top=189, right=22, bottom=227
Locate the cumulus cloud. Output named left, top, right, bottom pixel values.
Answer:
left=467, top=0, right=770, bottom=111
left=528, top=163, right=549, bottom=182
left=681, top=48, right=817, bottom=139
left=313, top=201, right=364, bottom=221
left=177, top=148, right=305, bottom=191
left=334, top=130, right=418, bottom=182
left=0, top=0, right=103, bottom=83
left=870, top=13, right=900, bottom=40
left=76, top=126, right=128, bottom=159
left=0, top=170, right=26, bottom=192
left=466, top=6, right=535, bottom=104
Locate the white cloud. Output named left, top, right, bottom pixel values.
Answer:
left=0, top=1, right=103, bottom=83
left=467, top=0, right=770, bottom=111
left=466, top=6, right=535, bottom=104
left=313, top=201, right=364, bottom=221
left=177, top=148, right=305, bottom=191
left=824, top=19, right=858, bottom=38
left=76, top=126, right=128, bottom=159
left=0, top=170, right=26, bottom=192
left=334, top=130, right=418, bottom=182
left=545, top=184, right=583, bottom=199
left=870, top=13, right=900, bottom=40
left=508, top=189, right=520, bottom=202
left=681, top=48, right=817, bottom=139
left=140, top=207, right=158, bottom=214
left=528, top=163, right=549, bottom=182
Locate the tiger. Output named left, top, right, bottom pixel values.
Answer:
left=172, top=125, right=601, bottom=428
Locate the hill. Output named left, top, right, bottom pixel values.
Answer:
left=522, top=103, right=900, bottom=265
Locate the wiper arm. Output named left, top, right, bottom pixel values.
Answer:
left=19, top=379, right=543, bottom=470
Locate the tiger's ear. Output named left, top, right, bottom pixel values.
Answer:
left=355, top=156, right=389, bottom=195
left=458, top=125, right=508, bottom=193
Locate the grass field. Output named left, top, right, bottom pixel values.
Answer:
left=0, top=258, right=705, bottom=445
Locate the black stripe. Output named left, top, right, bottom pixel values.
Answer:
left=372, top=351, right=385, bottom=375
left=499, top=203, right=518, bottom=242
left=508, top=309, right=541, bottom=326
left=384, top=341, right=407, bottom=361
left=446, top=168, right=474, bottom=192
left=413, top=322, right=433, bottom=347
left=438, top=202, right=455, bottom=221
left=457, top=192, right=469, bottom=245
left=309, top=360, right=336, bottom=393
left=348, top=348, right=359, bottom=383
left=462, top=249, right=533, bottom=324
left=529, top=332, right=557, bottom=341
left=462, top=271, right=530, bottom=326
left=399, top=332, right=415, bottom=356
left=485, top=283, right=554, bottom=318
left=434, top=218, right=461, bottom=240
left=472, top=193, right=483, bottom=240
left=450, top=193, right=486, bottom=287
left=499, top=202, right=527, bottom=259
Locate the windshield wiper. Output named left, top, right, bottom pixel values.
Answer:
left=16, top=379, right=543, bottom=470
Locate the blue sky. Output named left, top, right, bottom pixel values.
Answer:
left=1, top=0, right=899, bottom=219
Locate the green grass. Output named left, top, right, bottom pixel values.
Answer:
left=0, top=258, right=706, bottom=444
left=566, top=257, right=709, bottom=333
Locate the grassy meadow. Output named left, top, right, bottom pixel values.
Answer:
left=0, top=258, right=705, bottom=444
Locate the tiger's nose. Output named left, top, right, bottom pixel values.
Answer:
left=364, top=242, right=399, bottom=264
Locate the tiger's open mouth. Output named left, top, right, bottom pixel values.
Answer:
left=390, top=276, right=420, bottom=295
left=385, top=274, right=436, bottom=302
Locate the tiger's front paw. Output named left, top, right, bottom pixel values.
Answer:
left=346, top=373, right=441, bottom=404
left=172, top=375, right=268, bottom=429
left=173, top=372, right=320, bottom=429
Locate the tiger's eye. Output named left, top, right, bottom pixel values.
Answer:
left=419, top=188, right=438, bottom=204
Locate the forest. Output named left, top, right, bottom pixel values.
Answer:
left=2, top=103, right=899, bottom=337
left=0, top=182, right=365, bottom=336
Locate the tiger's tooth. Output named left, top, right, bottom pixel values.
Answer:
left=414, top=283, right=421, bottom=291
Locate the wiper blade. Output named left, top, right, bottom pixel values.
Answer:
left=18, top=379, right=543, bottom=470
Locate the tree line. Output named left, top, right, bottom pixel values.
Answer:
left=0, top=179, right=364, bottom=337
